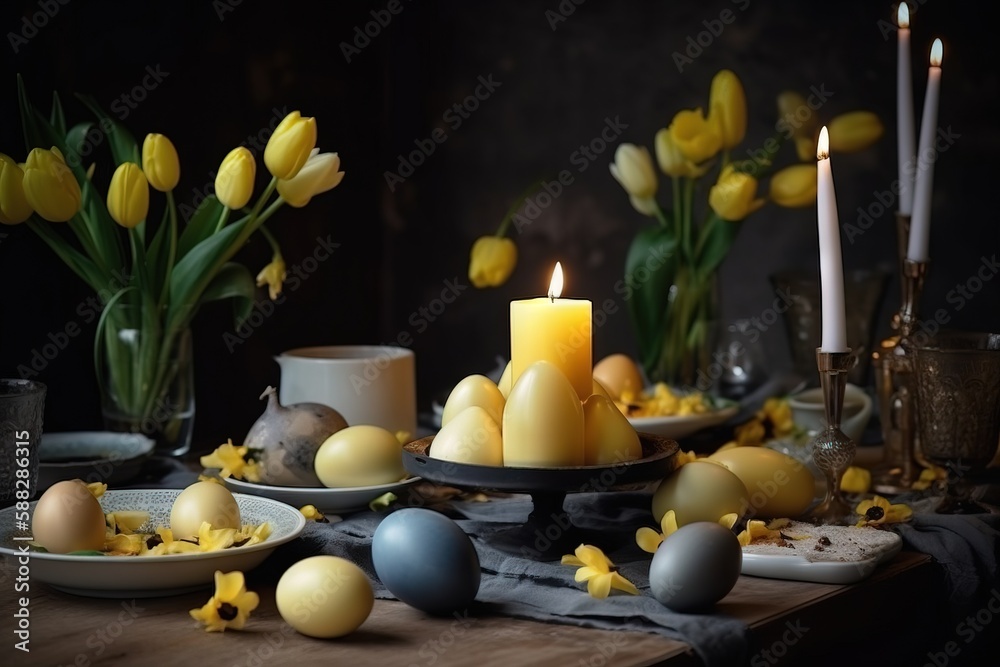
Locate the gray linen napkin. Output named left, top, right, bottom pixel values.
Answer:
left=270, top=492, right=749, bottom=667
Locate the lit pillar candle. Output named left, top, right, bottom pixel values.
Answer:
left=816, top=127, right=848, bottom=352
left=510, top=262, right=592, bottom=400
left=907, top=38, right=943, bottom=262
left=897, top=3, right=916, bottom=215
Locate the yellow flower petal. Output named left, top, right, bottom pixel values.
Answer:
left=368, top=492, right=397, bottom=512
left=574, top=544, right=613, bottom=571
left=560, top=554, right=585, bottom=567
left=610, top=572, right=639, bottom=596
left=87, top=482, right=107, bottom=498
left=198, top=522, right=236, bottom=552
left=660, top=509, right=679, bottom=537
left=636, top=527, right=664, bottom=554
left=575, top=566, right=603, bottom=583
left=841, top=466, right=872, bottom=494
left=215, top=570, right=247, bottom=602
left=719, top=513, right=739, bottom=530
left=587, top=573, right=613, bottom=599
left=300, top=505, right=326, bottom=522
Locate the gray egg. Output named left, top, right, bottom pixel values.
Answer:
left=372, top=508, right=481, bottom=615
left=649, top=522, right=742, bottom=612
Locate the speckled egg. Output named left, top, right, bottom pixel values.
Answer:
left=649, top=522, right=742, bottom=612
left=372, top=508, right=480, bottom=614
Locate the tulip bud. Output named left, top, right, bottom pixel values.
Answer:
left=215, top=147, right=256, bottom=209
left=21, top=147, right=82, bottom=222
left=708, top=70, right=747, bottom=150
left=142, top=133, right=180, bottom=192
left=828, top=112, right=884, bottom=153
left=668, top=109, right=722, bottom=164
left=609, top=144, right=658, bottom=201
left=107, top=162, right=150, bottom=229
left=776, top=92, right=820, bottom=161
left=256, top=254, right=287, bottom=300
left=264, top=111, right=317, bottom=180
left=469, top=236, right=517, bottom=288
left=0, top=153, right=33, bottom=225
left=276, top=149, right=345, bottom=208
left=769, top=164, right=817, bottom=208
left=654, top=129, right=709, bottom=179
left=709, top=165, right=765, bottom=222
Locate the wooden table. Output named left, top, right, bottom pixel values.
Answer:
left=2, top=551, right=945, bottom=666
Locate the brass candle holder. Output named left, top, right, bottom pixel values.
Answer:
left=808, top=348, right=857, bottom=524
left=872, top=258, right=930, bottom=494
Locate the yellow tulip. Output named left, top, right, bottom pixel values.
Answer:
left=777, top=91, right=819, bottom=161
left=21, top=147, right=82, bottom=222
left=142, top=133, right=180, bottom=192
left=708, top=165, right=765, bottom=222
left=264, top=110, right=317, bottom=180
left=828, top=111, right=884, bottom=153
left=668, top=108, right=722, bottom=164
left=215, top=147, right=256, bottom=209
left=0, top=154, right=33, bottom=224
left=276, top=149, right=344, bottom=208
left=653, top=129, right=708, bottom=179
left=609, top=144, right=657, bottom=200
left=256, top=254, right=287, bottom=300
left=468, top=236, right=517, bottom=288
left=769, top=164, right=817, bottom=208
left=107, top=162, right=150, bottom=229
left=708, top=70, right=747, bottom=150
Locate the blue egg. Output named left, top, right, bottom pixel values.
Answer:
left=372, top=508, right=481, bottom=614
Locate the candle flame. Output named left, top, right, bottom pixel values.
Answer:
left=548, top=262, right=564, bottom=300
left=817, top=126, right=830, bottom=160
left=897, top=3, right=909, bottom=29
left=930, top=38, right=943, bottom=67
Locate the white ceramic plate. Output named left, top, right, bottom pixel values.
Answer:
left=628, top=404, right=739, bottom=440
left=223, top=476, right=422, bottom=514
left=0, top=489, right=305, bottom=598
left=740, top=532, right=903, bottom=584
left=37, top=432, right=155, bottom=489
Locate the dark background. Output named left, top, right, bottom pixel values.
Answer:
left=1, top=0, right=997, bottom=450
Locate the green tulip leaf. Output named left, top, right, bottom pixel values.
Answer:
left=50, top=91, right=66, bottom=136
left=624, top=225, right=679, bottom=374
left=146, top=211, right=173, bottom=297
left=695, top=214, right=739, bottom=281
left=167, top=217, right=250, bottom=327
left=176, top=196, right=224, bottom=260
left=198, top=262, right=256, bottom=328
left=75, top=94, right=140, bottom=165
left=64, top=122, right=94, bottom=163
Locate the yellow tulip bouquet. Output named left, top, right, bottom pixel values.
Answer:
left=609, top=69, right=881, bottom=388
left=2, top=76, right=344, bottom=454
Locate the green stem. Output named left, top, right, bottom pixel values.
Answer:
left=258, top=224, right=282, bottom=256
left=496, top=180, right=544, bottom=237
left=653, top=203, right=670, bottom=230
left=158, top=191, right=179, bottom=308
left=682, top=178, right=695, bottom=261
left=213, top=206, right=231, bottom=234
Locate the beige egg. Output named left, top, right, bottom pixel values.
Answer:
left=707, top=447, right=816, bottom=519
left=314, top=425, right=405, bottom=487
left=502, top=360, right=584, bottom=467
left=590, top=378, right=613, bottom=401
left=593, top=354, right=645, bottom=400
left=276, top=556, right=373, bottom=638
left=652, top=461, right=750, bottom=526
left=430, top=406, right=503, bottom=466
left=32, top=480, right=106, bottom=554
left=583, top=395, right=641, bottom=465
left=441, top=374, right=505, bottom=427
left=497, top=361, right=513, bottom=399
left=170, top=481, right=241, bottom=538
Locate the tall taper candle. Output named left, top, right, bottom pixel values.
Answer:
left=897, top=3, right=916, bottom=215
left=907, top=38, right=943, bottom=262
left=816, top=127, right=848, bottom=352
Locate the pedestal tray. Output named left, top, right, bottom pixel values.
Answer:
left=403, top=433, right=678, bottom=559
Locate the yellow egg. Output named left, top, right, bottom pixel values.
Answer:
left=32, top=480, right=106, bottom=554
left=276, top=556, right=373, bottom=638
left=652, top=461, right=750, bottom=526
left=707, top=447, right=816, bottom=519
left=314, top=425, right=405, bottom=487
left=502, top=360, right=584, bottom=467
left=497, top=361, right=513, bottom=399
left=590, top=378, right=613, bottom=401
left=430, top=406, right=503, bottom=466
left=583, top=394, right=641, bottom=465
left=441, top=374, right=505, bottom=427
left=593, top=354, right=645, bottom=400
left=170, top=481, right=241, bottom=539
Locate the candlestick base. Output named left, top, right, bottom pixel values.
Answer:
left=806, top=349, right=857, bottom=525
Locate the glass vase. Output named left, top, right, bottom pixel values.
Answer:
left=98, top=302, right=195, bottom=457
left=651, top=269, right=718, bottom=391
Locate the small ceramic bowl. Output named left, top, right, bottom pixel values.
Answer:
left=37, top=432, right=154, bottom=490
